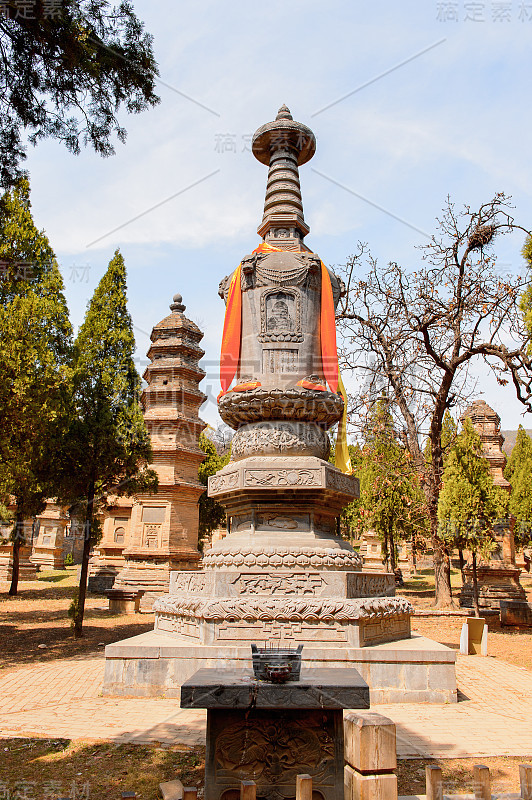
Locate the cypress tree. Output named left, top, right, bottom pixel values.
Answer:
left=505, top=425, right=532, bottom=548
left=359, top=399, right=428, bottom=577
left=197, top=432, right=230, bottom=550
left=0, top=179, right=72, bottom=595
left=438, top=418, right=508, bottom=615
left=64, top=249, right=157, bottom=636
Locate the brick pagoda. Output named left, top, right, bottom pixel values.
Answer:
left=459, top=399, right=526, bottom=609
left=92, top=293, right=206, bottom=606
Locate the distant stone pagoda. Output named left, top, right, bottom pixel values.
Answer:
left=0, top=504, right=36, bottom=581
left=31, top=503, right=69, bottom=570
left=459, top=399, right=526, bottom=609
left=90, top=294, right=206, bottom=604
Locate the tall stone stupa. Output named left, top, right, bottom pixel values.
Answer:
left=104, top=108, right=457, bottom=704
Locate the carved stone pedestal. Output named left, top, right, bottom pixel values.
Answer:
left=154, top=568, right=409, bottom=649
left=181, top=667, right=369, bottom=800
left=205, top=455, right=361, bottom=570
left=106, top=588, right=144, bottom=614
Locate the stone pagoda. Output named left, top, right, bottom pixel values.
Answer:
left=459, top=399, right=526, bottom=609
left=104, top=108, right=457, bottom=703
left=95, top=294, right=206, bottom=606
left=0, top=506, right=36, bottom=581
left=31, top=502, right=69, bottom=570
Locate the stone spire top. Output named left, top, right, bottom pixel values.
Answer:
left=252, top=106, right=316, bottom=249
left=170, top=293, right=185, bottom=313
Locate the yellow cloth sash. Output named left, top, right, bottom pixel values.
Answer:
left=335, top=371, right=353, bottom=474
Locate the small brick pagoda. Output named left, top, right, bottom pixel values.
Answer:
left=30, top=502, right=69, bottom=571
left=459, top=399, right=526, bottom=609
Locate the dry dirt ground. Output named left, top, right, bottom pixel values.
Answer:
left=1, top=568, right=532, bottom=798
left=0, top=740, right=531, bottom=800
left=0, top=738, right=205, bottom=800
left=0, top=568, right=154, bottom=670
left=405, top=569, right=532, bottom=672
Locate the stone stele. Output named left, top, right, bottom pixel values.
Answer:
left=103, top=107, right=457, bottom=703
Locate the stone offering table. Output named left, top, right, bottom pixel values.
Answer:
left=181, top=667, right=369, bottom=800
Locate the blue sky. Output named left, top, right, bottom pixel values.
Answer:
left=23, top=0, right=532, bottom=433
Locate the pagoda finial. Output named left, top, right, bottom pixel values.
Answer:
left=170, top=293, right=186, bottom=313
left=252, top=106, right=316, bottom=248
left=276, top=104, right=293, bottom=120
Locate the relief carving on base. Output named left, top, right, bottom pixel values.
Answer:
left=215, top=715, right=335, bottom=785
left=215, top=620, right=348, bottom=643
left=231, top=423, right=330, bottom=461
left=350, top=573, right=395, bottom=597
left=326, top=469, right=358, bottom=495
left=171, top=573, right=210, bottom=593
left=359, top=615, right=411, bottom=646
left=245, top=468, right=321, bottom=487
left=209, top=471, right=239, bottom=494
left=231, top=572, right=326, bottom=595
left=202, top=547, right=362, bottom=570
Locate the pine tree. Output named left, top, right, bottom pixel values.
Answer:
left=0, top=1, right=159, bottom=187
left=0, top=180, right=73, bottom=595
left=504, top=425, right=532, bottom=548
left=197, top=432, right=230, bottom=550
left=62, top=249, right=157, bottom=636
left=438, top=418, right=509, bottom=615
left=359, top=399, right=428, bottom=578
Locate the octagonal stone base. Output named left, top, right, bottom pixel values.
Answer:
left=153, top=571, right=410, bottom=649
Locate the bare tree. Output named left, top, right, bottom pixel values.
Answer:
left=337, top=193, right=532, bottom=607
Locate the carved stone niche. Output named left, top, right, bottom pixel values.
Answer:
left=258, top=287, right=303, bottom=343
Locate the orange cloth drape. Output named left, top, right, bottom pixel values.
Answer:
left=252, top=242, right=283, bottom=254
left=219, top=244, right=339, bottom=397
left=320, top=261, right=338, bottom=394
left=219, top=263, right=242, bottom=394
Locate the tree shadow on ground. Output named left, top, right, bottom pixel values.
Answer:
left=0, top=738, right=205, bottom=800
left=0, top=584, right=77, bottom=601
left=402, top=588, right=439, bottom=599
left=0, top=619, right=155, bottom=670
left=0, top=604, right=111, bottom=623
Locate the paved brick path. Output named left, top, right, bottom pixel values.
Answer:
left=0, top=654, right=531, bottom=757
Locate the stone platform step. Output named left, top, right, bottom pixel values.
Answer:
left=103, top=630, right=456, bottom=704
